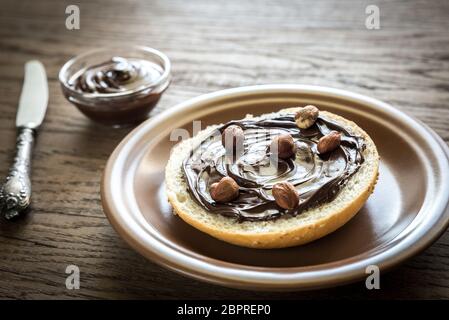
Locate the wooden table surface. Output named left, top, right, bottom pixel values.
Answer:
left=1, top=0, right=448, bottom=299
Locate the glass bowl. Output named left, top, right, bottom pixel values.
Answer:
left=59, top=46, right=171, bottom=126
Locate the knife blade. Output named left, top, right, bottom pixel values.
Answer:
left=0, top=60, right=49, bottom=220
left=16, top=60, right=48, bottom=128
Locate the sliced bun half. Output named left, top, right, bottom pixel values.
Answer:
left=165, top=108, right=379, bottom=249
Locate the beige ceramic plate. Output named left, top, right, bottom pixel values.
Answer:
left=101, top=85, right=449, bottom=291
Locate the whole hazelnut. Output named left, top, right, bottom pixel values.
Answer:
left=210, top=177, right=240, bottom=203
left=271, top=134, right=296, bottom=159
left=317, top=131, right=341, bottom=154
left=295, top=105, right=319, bottom=129
left=272, top=181, right=299, bottom=210
left=221, top=125, right=244, bottom=151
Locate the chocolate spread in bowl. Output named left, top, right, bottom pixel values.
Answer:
left=72, top=57, right=163, bottom=94
left=62, top=56, right=169, bottom=126
left=182, top=114, right=366, bottom=222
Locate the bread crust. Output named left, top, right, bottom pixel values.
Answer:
left=165, top=108, right=379, bottom=249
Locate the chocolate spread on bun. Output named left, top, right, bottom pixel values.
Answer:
left=182, top=113, right=366, bottom=221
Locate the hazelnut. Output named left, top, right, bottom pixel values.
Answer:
left=271, top=134, right=296, bottom=159
left=221, top=125, right=244, bottom=151
left=272, top=181, right=299, bottom=210
left=295, top=105, right=319, bottom=129
left=210, top=177, right=240, bottom=203
left=317, top=131, right=341, bottom=154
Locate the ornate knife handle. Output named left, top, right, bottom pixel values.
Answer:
left=0, top=127, right=35, bottom=220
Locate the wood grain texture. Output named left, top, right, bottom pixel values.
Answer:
left=0, top=0, right=448, bottom=299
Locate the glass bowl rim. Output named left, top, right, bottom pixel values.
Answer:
left=58, top=45, right=171, bottom=99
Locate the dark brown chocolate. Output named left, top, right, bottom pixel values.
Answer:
left=63, top=56, right=166, bottom=125
left=72, top=57, right=163, bottom=94
left=182, top=114, right=365, bottom=221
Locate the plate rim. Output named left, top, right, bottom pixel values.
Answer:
left=101, top=84, right=449, bottom=291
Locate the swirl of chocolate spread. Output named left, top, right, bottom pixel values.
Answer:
left=72, top=56, right=163, bottom=94
left=182, top=114, right=366, bottom=222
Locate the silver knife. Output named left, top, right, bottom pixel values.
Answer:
left=0, top=60, right=48, bottom=219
